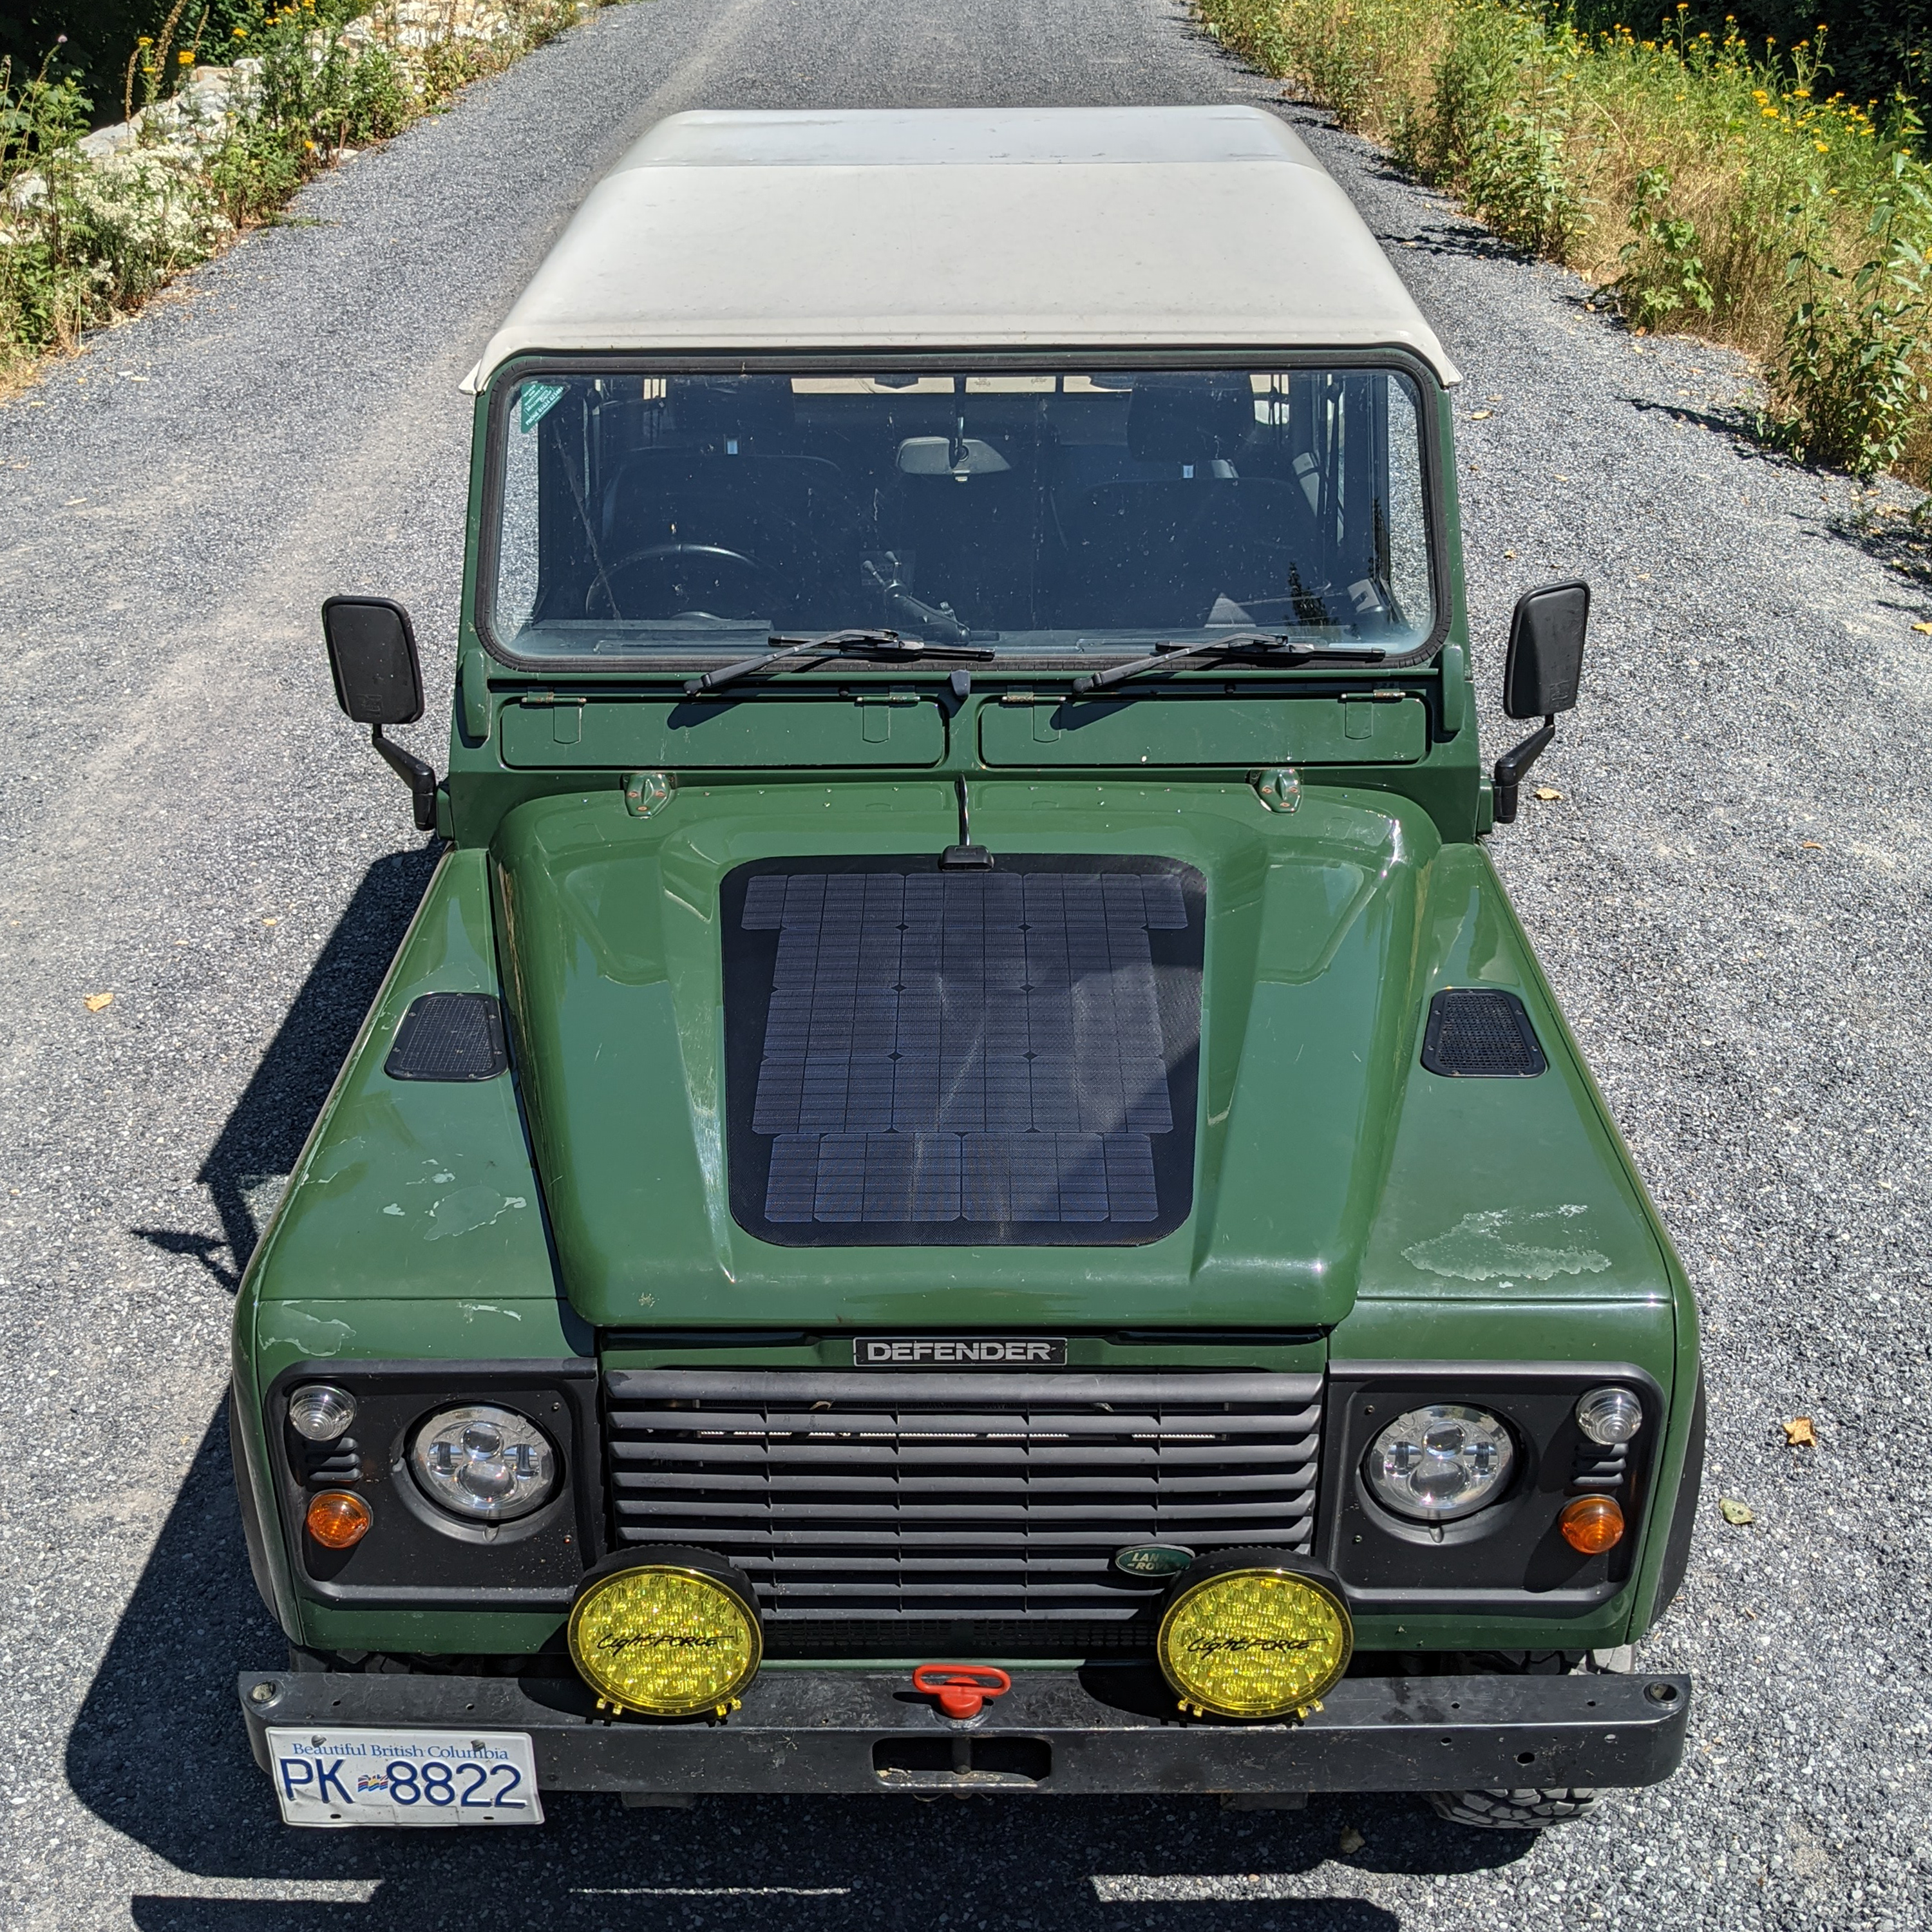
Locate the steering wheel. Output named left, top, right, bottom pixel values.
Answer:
left=589, top=543, right=773, bottom=620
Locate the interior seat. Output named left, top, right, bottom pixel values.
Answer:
left=1048, top=375, right=1320, bottom=627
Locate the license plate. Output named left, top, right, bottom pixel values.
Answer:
left=265, top=1728, right=544, bottom=1828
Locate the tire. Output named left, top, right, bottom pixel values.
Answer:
left=1426, top=1786, right=1600, bottom=1830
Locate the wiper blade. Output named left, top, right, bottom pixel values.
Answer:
left=1070, top=632, right=1385, bottom=696
left=687, top=630, right=995, bottom=697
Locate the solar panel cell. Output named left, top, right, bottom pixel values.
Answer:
left=728, top=858, right=1201, bottom=1240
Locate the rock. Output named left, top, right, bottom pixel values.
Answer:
left=78, top=120, right=143, bottom=162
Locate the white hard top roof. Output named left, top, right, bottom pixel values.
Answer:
left=470, top=106, right=1459, bottom=386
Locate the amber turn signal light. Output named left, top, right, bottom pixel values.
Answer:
left=306, top=1489, right=373, bottom=1549
left=1558, top=1494, right=1624, bottom=1554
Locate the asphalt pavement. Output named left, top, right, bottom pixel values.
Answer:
left=2, top=1, right=1928, bottom=1927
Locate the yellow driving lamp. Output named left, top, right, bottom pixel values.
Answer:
left=567, top=1551, right=763, bottom=1718
left=1155, top=1552, right=1354, bottom=1719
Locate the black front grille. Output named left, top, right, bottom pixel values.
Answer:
left=602, top=1369, right=1323, bottom=1640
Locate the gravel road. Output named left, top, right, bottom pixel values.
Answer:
left=3, top=1, right=1927, bottom=1927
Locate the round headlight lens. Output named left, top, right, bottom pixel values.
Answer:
left=1155, top=1564, right=1353, bottom=1719
left=1366, top=1403, right=1515, bottom=1521
left=287, top=1384, right=356, bottom=1443
left=568, top=1562, right=762, bottom=1716
left=408, top=1405, right=557, bottom=1522
left=1576, top=1385, right=1645, bottom=1446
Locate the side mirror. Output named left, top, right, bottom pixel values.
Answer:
left=1502, top=580, right=1588, bottom=720
left=1492, top=579, right=1589, bottom=826
left=323, top=596, right=424, bottom=726
left=321, top=596, right=438, bottom=831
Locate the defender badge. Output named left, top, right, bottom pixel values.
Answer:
left=1113, top=1544, right=1195, bottom=1578
left=852, top=1336, right=1068, bottom=1367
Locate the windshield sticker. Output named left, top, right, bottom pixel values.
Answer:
left=517, top=380, right=565, bottom=433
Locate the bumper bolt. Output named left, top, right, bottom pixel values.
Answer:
left=248, top=1681, right=280, bottom=1705
left=1643, top=1681, right=1679, bottom=1705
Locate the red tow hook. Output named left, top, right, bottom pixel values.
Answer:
left=913, top=1663, right=1012, bottom=1719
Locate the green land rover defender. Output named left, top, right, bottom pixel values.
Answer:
left=232, top=106, right=1703, bottom=1832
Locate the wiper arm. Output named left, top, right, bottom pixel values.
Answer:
left=686, top=630, right=995, bottom=697
left=1070, top=632, right=1385, bottom=696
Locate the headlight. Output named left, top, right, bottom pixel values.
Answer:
left=1155, top=1558, right=1352, bottom=1719
left=568, top=1558, right=763, bottom=1717
left=287, top=1384, right=356, bottom=1442
left=407, top=1404, right=557, bottom=1522
left=1575, top=1385, right=1644, bottom=1446
left=1365, top=1403, right=1514, bottom=1521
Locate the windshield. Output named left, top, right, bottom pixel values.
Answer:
left=485, top=367, right=1437, bottom=661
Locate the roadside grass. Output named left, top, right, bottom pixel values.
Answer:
left=1197, top=0, right=1932, bottom=480
left=0, top=1, right=616, bottom=388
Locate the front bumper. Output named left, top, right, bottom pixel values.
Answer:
left=240, top=1664, right=1689, bottom=1798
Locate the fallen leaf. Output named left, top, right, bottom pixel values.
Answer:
left=1800, top=840, right=1823, bottom=850
left=1719, top=1497, right=1756, bottom=1526
left=1914, top=621, right=1932, bottom=634
left=1338, top=1826, right=1366, bottom=1854
left=1502, top=549, right=1517, bottom=559
left=1554, top=473, right=1569, bottom=482
left=1470, top=408, right=1493, bottom=419
left=84, top=992, right=114, bottom=1012
left=1783, top=1417, right=1817, bottom=1448
left=1534, top=786, right=1564, bottom=801
left=261, top=916, right=278, bottom=926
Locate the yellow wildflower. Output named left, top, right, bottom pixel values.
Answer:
left=1815, top=141, right=1828, bottom=152
left=177, top=49, right=193, bottom=63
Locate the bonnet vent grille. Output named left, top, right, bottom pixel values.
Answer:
left=1419, top=989, right=1546, bottom=1079
left=384, top=993, right=509, bottom=1082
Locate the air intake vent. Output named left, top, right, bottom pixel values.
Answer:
left=1570, top=1439, right=1632, bottom=1496
left=602, top=1368, right=1323, bottom=1643
left=384, top=993, right=508, bottom=1082
left=1419, top=988, right=1546, bottom=1079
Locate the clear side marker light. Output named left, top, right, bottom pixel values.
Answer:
left=1576, top=1387, right=1644, bottom=1446
left=288, top=1385, right=357, bottom=1442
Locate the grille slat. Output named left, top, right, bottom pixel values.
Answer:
left=603, top=1367, right=1323, bottom=1644
left=611, top=1437, right=1321, bottom=1470
left=610, top=1408, right=1320, bottom=1441
left=614, top=1471, right=1318, bottom=1501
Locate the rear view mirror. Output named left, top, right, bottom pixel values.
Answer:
left=1502, top=580, right=1588, bottom=720
left=323, top=596, right=424, bottom=726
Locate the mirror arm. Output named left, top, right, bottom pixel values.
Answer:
left=1491, top=715, right=1555, bottom=827
left=371, top=724, right=440, bottom=832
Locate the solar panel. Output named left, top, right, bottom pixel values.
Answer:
left=723, top=858, right=1204, bottom=1245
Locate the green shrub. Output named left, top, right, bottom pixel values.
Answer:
left=1, top=3, right=616, bottom=382
left=1197, top=0, right=1932, bottom=476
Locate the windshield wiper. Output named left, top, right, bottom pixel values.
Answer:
left=687, top=630, right=996, bottom=697
left=1070, top=632, right=1385, bottom=696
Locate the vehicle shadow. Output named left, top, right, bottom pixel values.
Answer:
left=130, top=844, right=441, bottom=1288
